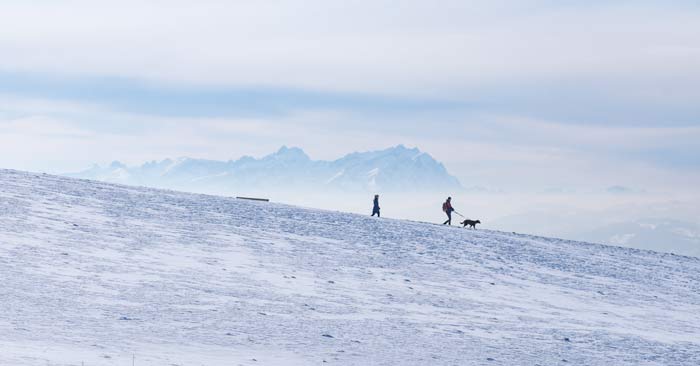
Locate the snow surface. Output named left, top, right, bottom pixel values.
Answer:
left=1, top=169, right=699, bottom=365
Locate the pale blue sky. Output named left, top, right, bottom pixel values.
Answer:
left=0, top=0, right=698, bottom=197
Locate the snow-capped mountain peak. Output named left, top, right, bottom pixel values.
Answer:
left=265, top=146, right=311, bottom=162
left=66, top=146, right=462, bottom=194
left=109, top=160, right=127, bottom=169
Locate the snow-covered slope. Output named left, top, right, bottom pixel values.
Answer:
left=66, top=145, right=462, bottom=195
left=1, top=169, right=699, bottom=366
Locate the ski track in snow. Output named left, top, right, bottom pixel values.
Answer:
left=0, top=169, right=699, bottom=365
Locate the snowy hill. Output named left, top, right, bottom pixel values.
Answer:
left=1, top=169, right=699, bottom=365
left=66, top=145, right=462, bottom=195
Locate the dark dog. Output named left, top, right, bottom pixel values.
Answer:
left=460, top=219, right=481, bottom=229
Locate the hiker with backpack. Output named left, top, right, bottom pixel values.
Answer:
left=371, top=194, right=380, bottom=217
left=442, top=197, right=456, bottom=225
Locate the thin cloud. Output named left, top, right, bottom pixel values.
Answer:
left=0, top=1, right=698, bottom=100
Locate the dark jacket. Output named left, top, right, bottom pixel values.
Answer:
left=443, top=200, right=453, bottom=212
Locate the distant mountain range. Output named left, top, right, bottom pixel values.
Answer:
left=491, top=210, right=700, bottom=258
left=66, top=145, right=462, bottom=195
left=582, top=218, right=700, bottom=258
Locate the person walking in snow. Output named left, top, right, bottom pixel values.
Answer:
left=371, top=194, right=381, bottom=217
left=442, top=197, right=455, bottom=225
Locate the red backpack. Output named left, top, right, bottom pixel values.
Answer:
left=442, top=201, right=449, bottom=212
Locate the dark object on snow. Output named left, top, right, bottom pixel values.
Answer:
left=322, top=334, right=334, bottom=338
left=236, top=196, right=270, bottom=202
left=442, top=197, right=455, bottom=225
left=564, top=337, right=571, bottom=342
left=460, top=219, right=481, bottom=229
left=371, top=194, right=380, bottom=217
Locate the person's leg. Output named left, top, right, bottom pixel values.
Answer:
left=443, top=211, right=451, bottom=225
